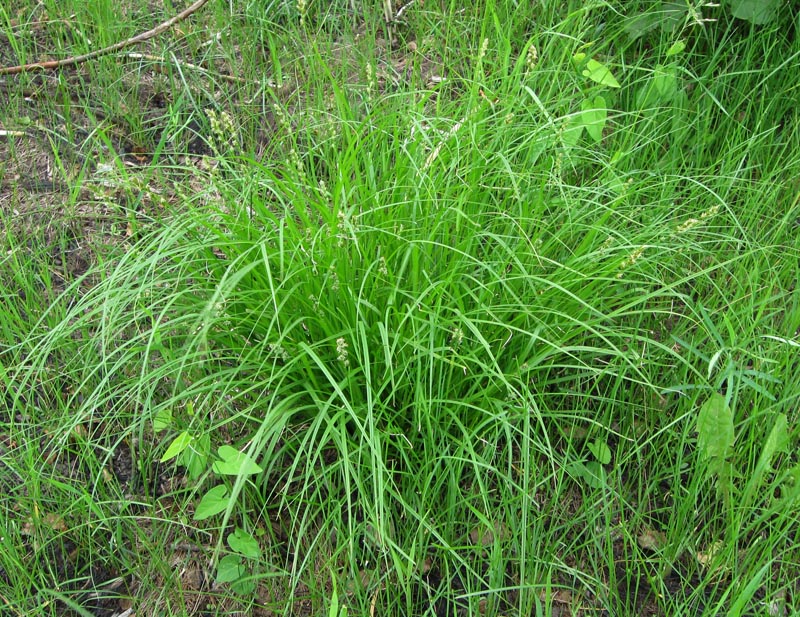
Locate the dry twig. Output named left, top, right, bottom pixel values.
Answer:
left=0, top=0, right=210, bottom=76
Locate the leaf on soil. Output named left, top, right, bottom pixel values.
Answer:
left=216, top=553, right=246, bottom=583
left=228, top=527, right=261, bottom=559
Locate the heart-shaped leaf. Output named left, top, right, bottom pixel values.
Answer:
left=194, top=484, right=229, bottom=520
left=580, top=96, right=607, bottom=143
left=216, top=554, right=245, bottom=583
left=652, top=65, right=678, bottom=98
left=588, top=438, right=612, bottom=465
left=212, top=445, right=263, bottom=476
left=574, top=54, right=620, bottom=88
left=217, top=554, right=256, bottom=594
left=582, top=461, right=606, bottom=489
left=567, top=460, right=606, bottom=489
left=228, top=528, right=261, bottom=559
left=636, top=64, right=679, bottom=108
left=561, top=115, right=584, bottom=146
left=624, top=2, right=687, bottom=40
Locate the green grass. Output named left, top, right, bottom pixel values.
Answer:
left=2, top=1, right=799, bottom=615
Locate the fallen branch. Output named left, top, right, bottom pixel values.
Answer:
left=0, top=0, right=210, bottom=76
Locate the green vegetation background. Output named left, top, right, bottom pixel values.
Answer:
left=1, top=0, right=798, bottom=615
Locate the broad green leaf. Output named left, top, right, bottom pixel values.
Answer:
left=588, top=439, right=612, bottom=465
left=231, top=576, right=256, bottom=595
left=756, top=414, right=789, bottom=473
left=212, top=445, right=263, bottom=476
left=573, top=54, right=620, bottom=88
left=180, top=432, right=210, bottom=480
left=661, top=2, right=691, bottom=30
left=153, top=408, right=172, bottom=433
left=636, top=65, right=679, bottom=108
left=228, top=528, right=261, bottom=559
left=652, top=65, right=678, bottom=98
left=624, top=2, right=686, bottom=40
left=696, top=393, right=734, bottom=472
left=194, top=484, right=229, bottom=520
left=624, top=12, right=660, bottom=40
left=216, top=554, right=245, bottom=583
left=160, top=431, right=193, bottom=462
left=730, top=0, right=779, bottom=24
left=567, top=460, right=606, bottom=489
left=665, top=40, right=686, bottom=57
left=561, top=116, right=583, bottom=147
left=583, top=461, right=606, bottom=488
left=580, top=96, right=607, bottom=143
left=218, top=551, right=257, bottom=595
